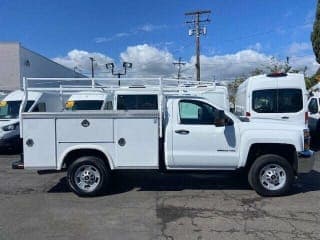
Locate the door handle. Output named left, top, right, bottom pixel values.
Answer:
left=281, top=116, right=289, bottom=119
left=175, top=129, right=190, bottom=135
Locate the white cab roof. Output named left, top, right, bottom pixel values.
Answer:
left=3, top=90, right=42, bottom=101
left=243, top=73, right=306, bottom=92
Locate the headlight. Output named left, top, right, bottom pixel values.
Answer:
left=65, top=101, right=75, bottom=109
left=2, top=123, right=19, bottom=131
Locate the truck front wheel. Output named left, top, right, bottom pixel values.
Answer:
left=67, top=156, right=110, bottom=197
left=248, top=154, right=294, bottom=196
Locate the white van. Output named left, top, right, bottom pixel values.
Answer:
left=0, top=90, right=66, bottom=151
left=65, top=91, right=114, bottom=111
left=235, top=73, right=308, bottom=124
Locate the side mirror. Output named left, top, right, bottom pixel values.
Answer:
left=214, top=110, right=226, bottom=127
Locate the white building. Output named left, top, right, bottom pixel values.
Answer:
left=0, top=42, right=84, bottom=91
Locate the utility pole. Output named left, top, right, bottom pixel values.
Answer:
left=89, top=57, right=95, bottom=78
left=173, top=57, right=186, bottom=82
left=185, top=10, right=211, bottom=81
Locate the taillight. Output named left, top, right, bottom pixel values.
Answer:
left=246, top=112, right=251, bottom=117
left=305, top=112, right=308, bottom=124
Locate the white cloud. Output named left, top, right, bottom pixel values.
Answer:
left=53, top=49, right=113, bottom=76
left=288, top=42, right=311, bottom=55
left=94, top=24, right=167, bottom=43
left=53, top=46, right=319, bottom=80
left=138, top=24, right=167, bottom=32
left=290, top=55, right=319, bottom=75
left=94, top=32, right=132, bottom=43
left=248, top=42, right=262, bottom=52
left=120, top=44, right=176, bottom=76
left=94, top=37, right=109, bottom=43
left=183, top=50, right=273, bottom=80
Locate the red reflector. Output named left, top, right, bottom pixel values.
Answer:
left=246, top=112, right=251, bottom=117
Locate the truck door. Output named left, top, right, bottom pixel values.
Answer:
left=171, top=99, right=238, bottom=169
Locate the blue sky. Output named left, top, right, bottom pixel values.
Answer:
left=0, top=0, right=318, bottom=79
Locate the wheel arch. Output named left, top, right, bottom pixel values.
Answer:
left=59, top=145, right=114, bottom=170
left=243, top=143, right=297, bottom=173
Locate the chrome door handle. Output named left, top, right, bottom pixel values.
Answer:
left=175, top=129, right=190, bottom=135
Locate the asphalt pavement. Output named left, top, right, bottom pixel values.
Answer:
left=0, top=153, right=319, bottom=240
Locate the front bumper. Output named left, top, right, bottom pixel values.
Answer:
left=297, top=150, right=315, bottom=173
left=0, top=135, right=22, bottom=151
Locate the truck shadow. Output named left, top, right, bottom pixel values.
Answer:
left=48, top=170, right=320, bottom=196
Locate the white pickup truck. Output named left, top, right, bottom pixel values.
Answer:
left=18, top=95, right=315, bottom=197
left=14, top=77, right=315, bottom=197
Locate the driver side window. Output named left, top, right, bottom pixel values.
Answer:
left=179, top=100, right=216, bottom=125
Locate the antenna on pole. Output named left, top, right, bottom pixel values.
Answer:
left=185, top=10, right=211, bottom=82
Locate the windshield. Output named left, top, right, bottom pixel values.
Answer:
left=66, top=100, right=103, bottom=111
left=0, top=101, right=34, bottom=119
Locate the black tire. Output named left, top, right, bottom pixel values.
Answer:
left=248, top=154, right=294, bottom=197
left=67, top=156, right=110, bottom=197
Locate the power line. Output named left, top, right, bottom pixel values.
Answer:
left=185, top=10, right=211, bottom=81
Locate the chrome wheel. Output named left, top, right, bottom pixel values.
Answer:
left=259, top=164, right=286, bottom=191
left=74, top=165, right=101, bottom=192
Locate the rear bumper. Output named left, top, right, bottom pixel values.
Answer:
left=297, top=150, right=315, bottom=173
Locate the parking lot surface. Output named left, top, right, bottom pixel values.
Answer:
left=0, top=154, right=319, bottom=240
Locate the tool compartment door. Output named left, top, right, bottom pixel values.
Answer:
left=114, top=118, right=158, bottom=168
left=23, top=118, right=56, bottom=169
left=56, top=118, right=113, bottom=143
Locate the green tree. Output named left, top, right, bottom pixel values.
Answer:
left=251, top=68, right=265, bottom=76
left=311, top=1, right=320, bottom=64
left=305, top=75, right=319, bottom=90
left=228, top=77, right=245, bottom=108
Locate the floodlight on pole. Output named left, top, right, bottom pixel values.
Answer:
left=106, top=62, right=133, bottom=86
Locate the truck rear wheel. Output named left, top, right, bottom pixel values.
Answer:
left=248, top=154, right=294, bottom=196
left=67, top=156, right=110, bottom=197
